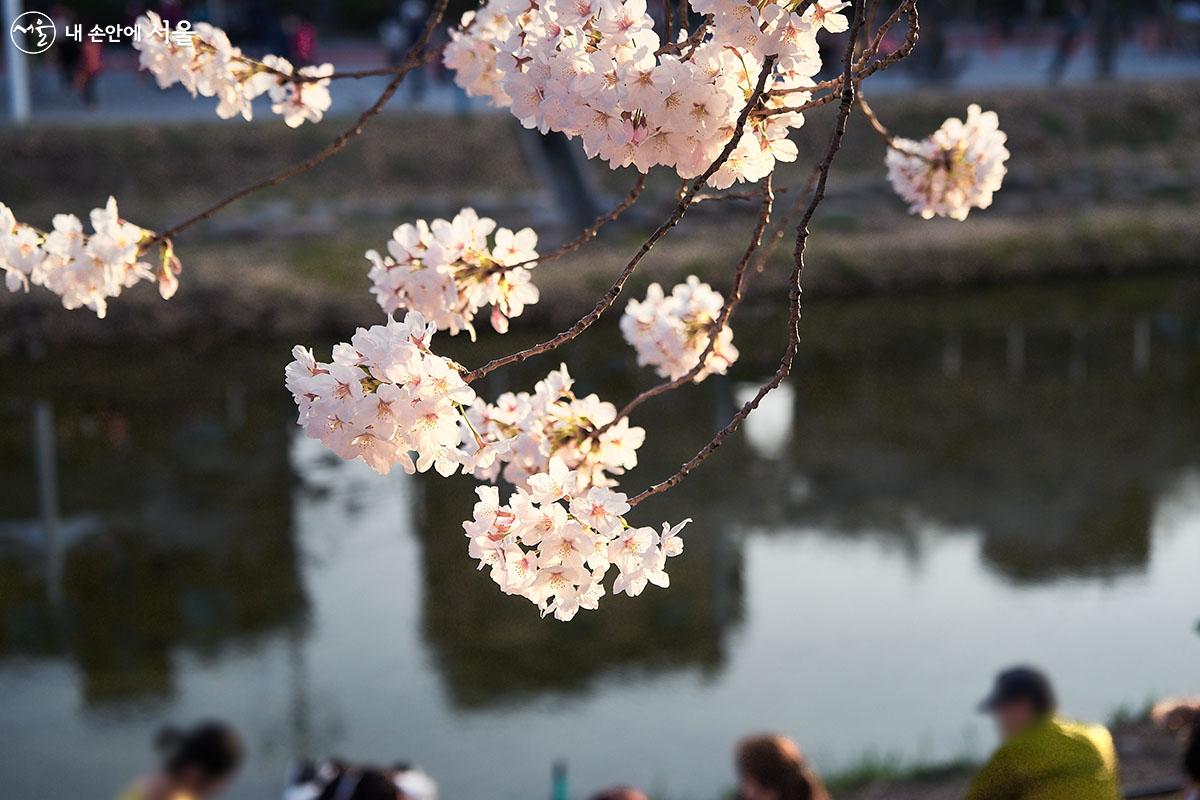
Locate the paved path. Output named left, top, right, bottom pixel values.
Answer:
left=2, top=31, right=1198, bottom=127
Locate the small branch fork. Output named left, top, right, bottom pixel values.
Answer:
left=757, top=0, right=917, bottom=117
left=603, top=174, right=775, bottom=431
left=503, top=175, right=648, bottom=272
left=628, top=0, right=868, bottom=508
left=145, top=0, right=450, bottom=248
left=460, top=55, right=780, bottom=385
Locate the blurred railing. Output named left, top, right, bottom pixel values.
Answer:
left=1125, top=781, right=1186, bottom=799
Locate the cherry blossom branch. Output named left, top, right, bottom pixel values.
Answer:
left=605, top=175, right=775, bottom=428
left=628, top=0, right=865, bottom=509
left=144, top=0, right=449, bottom=247
left=857, top=92, right=904, bottom=150
left=460, top=55, right=780, bottom=385
left=758, top=0, right=917, bottom=114
left=502, top=175, right=648, bottom=271
left=751, top=163, right=821, bottom=274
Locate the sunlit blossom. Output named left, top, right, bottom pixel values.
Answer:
left=463, top=458, right=689, bottom=620
left=886, top=104, right=1010, bottom=221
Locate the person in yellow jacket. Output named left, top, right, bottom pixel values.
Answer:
left=966, top=666, right=1121, bottom=800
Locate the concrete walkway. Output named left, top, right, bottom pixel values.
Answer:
left=2, top=31, right=1199, bottom=127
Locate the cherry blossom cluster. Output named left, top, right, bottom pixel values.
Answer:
left=464, top=458, right=689, bottom=620
left=133, top=12, right=334, bottom=127
left=444, top=0, right=849, bottom=187
left=621, top=276, right=738, bottom=381
left=1, top=198, right=177, bottom=318
left=365, top=208, right=540, bottom=337
left=464, top=364, right=646, bottom=489
left=886, top=104, right=1010, bottom=221
left=285, top=312, right=482, bottom=477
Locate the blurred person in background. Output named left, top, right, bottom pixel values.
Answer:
left=283, top=14, right=319, bottom=66
left=380, top=14, right=406, bottom=68
left=1048, top=0, right=1088, bottom=84
left=1152, top=697, right=1200, bottom=800
left=588, top=787, right=648, bottom=800
left=285, top=760, right=436, bottom=800
left=391, top=762, right=438, bottom=800
left=316, top=768, right=400, bottom=800
left=735, top=734, right=831, bottom=800
left=119, top=720, right=244, bottom=800
left=401, top=0, right=429, bottom=102
left=965, top=666, right=1121, bottom=800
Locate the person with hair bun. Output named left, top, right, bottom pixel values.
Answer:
left=735, top=734, right=831, bottom=800
left=118, top=720, right=244, bottom=800
left=1152, top=697, right=1200, bottom=800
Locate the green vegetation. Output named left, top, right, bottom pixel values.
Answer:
left=825, top=753, right=978, bottom=795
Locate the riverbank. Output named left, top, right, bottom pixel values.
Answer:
left=833, top=715, right=1189, bottom=800
left=1, top=80, right=1198, bottom=357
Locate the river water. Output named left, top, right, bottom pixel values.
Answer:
left=1, top=275, right=1198, bottom=799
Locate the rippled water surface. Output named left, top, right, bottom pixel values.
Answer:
left=2, top=276, right=1198, bottom=799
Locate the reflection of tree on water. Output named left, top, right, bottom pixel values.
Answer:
left=717, top=277, right=1200, bottom=583
left=0, top=350, right=308, bottom=705
left=0, top=276, right=1196, bottom=712
left=413, top=276, right=1200, bottom=707
left=415, top=471, right=746, bottom=709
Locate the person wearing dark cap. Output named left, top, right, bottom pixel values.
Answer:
left=964, top=666, right=1121, bottom=800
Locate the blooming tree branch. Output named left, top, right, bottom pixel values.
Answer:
left=460, top=55, right=780, bottom=385
left=610, top=175, right=775, bottom=426
left=4, top=0, right=1022, bottom=621
left=628, top=0, right=865, bottom=508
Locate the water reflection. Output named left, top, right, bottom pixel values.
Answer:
left=0, top=357, right=308, bottom=705
left=0, top=276, right=1197, bottom=798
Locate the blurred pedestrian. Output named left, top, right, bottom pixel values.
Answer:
left=79, top=40, right=103, bottom=108
left=118, top=720, right=244, bottom=800
left=391, top=763, right=438, bottom=800
left=283, top=15, right=319, bottom=66
left=1048, top=0, right=1088, bottom=84
left=588, top=787, right=648, bottom=800
left=315, top=768, right=401, bottom=800
left=380, top=16, right=406, bottom=68
left=735, top=734, right=831, bottom=800
left=1151, top=697, right=1200, bottom=800
left=965, top=666, right=1121, bottom=800
left=401, top=0, right=429, bottom=103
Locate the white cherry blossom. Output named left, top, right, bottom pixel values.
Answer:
left=133, top=12, right=334, bottom=127
left=463, top=459, right=689, bottom=620
left=1, top=198, right=173, bottom=317
left=621, top=276, right=739, bottom=381
left=444, top=0, right=843, bottom=185
left=886, top=104, right=1010, bottom=221
left=367, top=209, right=540, bottom=337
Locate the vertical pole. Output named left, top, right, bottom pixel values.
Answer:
left=1133, top=317, right=1151, bottom=374
left=33, top=400, right=63, bottom=606
left=1007, top=325, right=1025, bottom=379
left=4, top=0, right=33, bottom=124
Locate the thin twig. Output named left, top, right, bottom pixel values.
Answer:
left=502, top=175, right=648, bottom=271
left=628, top=0, right=866, bottom=508
left=752, top=163, right=821, bottom=274
left=145, top=0, right=449, bottom=246
left=758, top=0, right=917, bottom=115
left=605, top=174, right=775, bottom=429
left=461, top=55, right=780, bottom=385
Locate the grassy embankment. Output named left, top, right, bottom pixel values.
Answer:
left=1, top=80, right=1198, bottom=354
